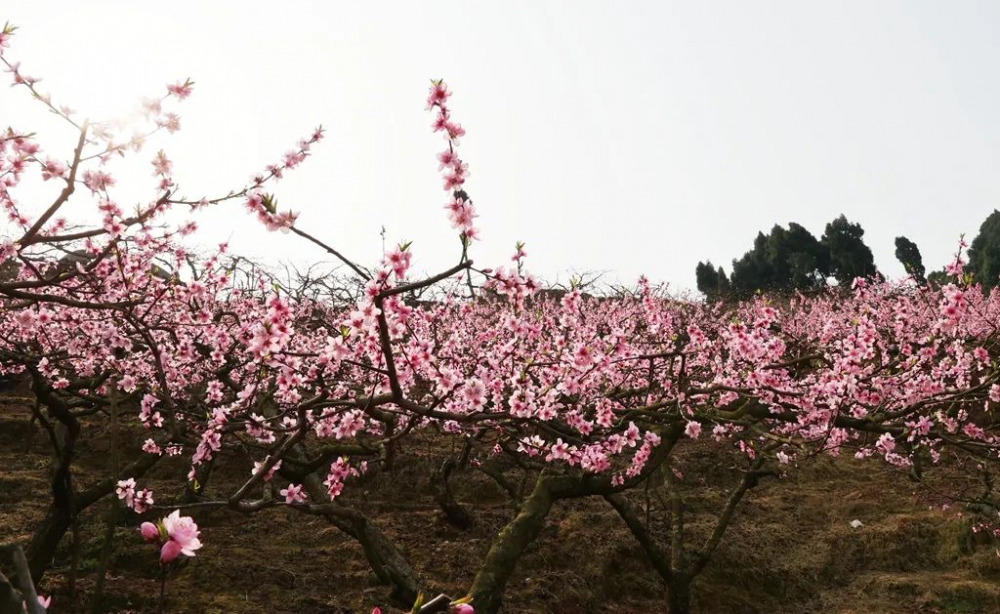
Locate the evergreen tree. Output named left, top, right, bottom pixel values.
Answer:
left=967, top=210, right=1000, bottom=291
left=821, top=215, right=878, bottom=286
left=705, top=215, right=882, bottom=295
left=716, top=265, right=730, bottom=295
left=695, top=260, right=717, bottom=295
left=728, top=223, right=828, bottom=295
left=894, top=236, right=926, bottom=283
left=926, top=269, right=950, bottom=288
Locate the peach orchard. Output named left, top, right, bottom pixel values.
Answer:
left=2, top=22, right=1000, bottom=614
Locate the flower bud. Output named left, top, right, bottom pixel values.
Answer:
left=140, top=522, right=160, bottom=543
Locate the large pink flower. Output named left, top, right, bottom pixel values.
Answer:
left=161, top=510, right=203, bottom=558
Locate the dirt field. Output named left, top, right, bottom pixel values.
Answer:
left=3, top=395, right=1000, bottom=613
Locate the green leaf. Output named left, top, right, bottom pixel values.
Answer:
left=410, top=592, right=425, bottom=614
left=262, top=193, right=278, bottom=214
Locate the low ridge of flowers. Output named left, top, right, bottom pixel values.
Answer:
left=371, top=593, right=474, bottom=614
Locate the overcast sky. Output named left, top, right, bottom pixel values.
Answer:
left=4, top=1, right=1000, bottom=290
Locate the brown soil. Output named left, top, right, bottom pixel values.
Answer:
left=2, top=396, right=1000, bottom=614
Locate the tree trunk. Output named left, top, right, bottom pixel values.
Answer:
left=25, top=501, right=73, bottom=583
left=382, top=416, right=397, bottom=471
left=1, top=545, right=44, bottom=614
left=667, top=574, right=692, bottom=614
left=0, top=570, right=22, bottom=614
left=433, top=457, right=470, bottom=528
left=297, top=471, right=421, bottom=604
left=467, top=436, right=680, bottom=614
left=469, top=473, right=555, bottom=614
left=25, top=381, right=80, bottom=586
left=347, top=512, right=420, bottom=604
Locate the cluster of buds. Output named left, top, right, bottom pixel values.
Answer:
left=244, top=191, right=299, bottom=233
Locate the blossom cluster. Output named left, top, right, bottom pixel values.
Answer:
left=116, top=478, right=155, bottom=514
left=140, top=510, right=203, bottom=563
left=428, top=80, right=478, bottom=241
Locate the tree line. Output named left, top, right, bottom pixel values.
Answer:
left=696, top=210, right=1000, bottom=298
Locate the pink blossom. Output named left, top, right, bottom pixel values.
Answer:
left=252, top=459, right=281, bottom=482
left=151, top=150, right=172, bottom=176
left=427, top=80, right=451, bottom=108
left=158, top=112, right=181, bottom=133
left=82, top=169, right=115, bottom=193
left=280, top=483, right=307, bottom=504
left=133, top=489, right=154, bottom=514
left=40, top=157, right=66, bottom=180
left=167, top=79, right=194, bottom=99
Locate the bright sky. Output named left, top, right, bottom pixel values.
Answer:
left=4, top=1, right=1000, bottom=291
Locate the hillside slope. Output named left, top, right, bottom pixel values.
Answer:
left=2, top=396, right=999, bottom=613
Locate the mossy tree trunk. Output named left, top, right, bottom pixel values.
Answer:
left=468, top=472, right=556, bottom=614
left=293, top=469, right=422, bottom=605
